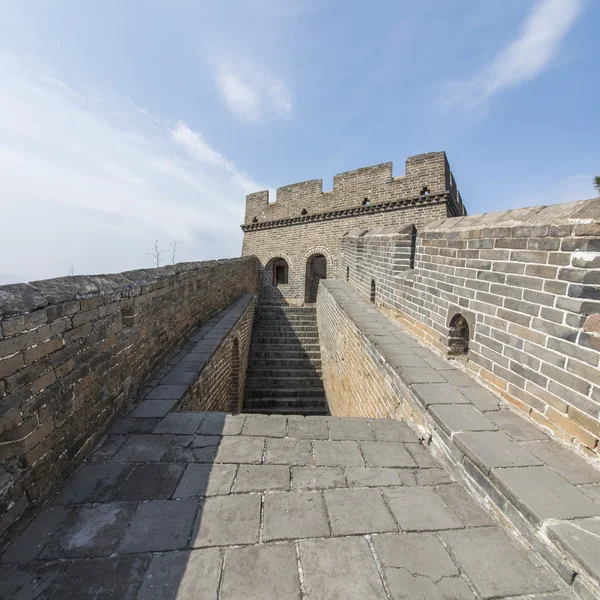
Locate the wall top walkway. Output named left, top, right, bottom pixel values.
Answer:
left=321, top=279, right=600, bottom=597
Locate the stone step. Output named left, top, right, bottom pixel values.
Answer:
left=243, top=396, right=328, bottom=407
left=251, top=337, right=320, bottom=346
left=248, top=350, right=321, bottom=360
left=246, top=388, right=326, bottom=398
left=257, top=306, right=316, bottom=313
left=245, top=376, right=325, bottom=389
left=242, top=406, right=328, bottom=416
left=248, top=358, right=322, bottom=369
left=245, top=369, right=322, bottom=379
left=253, top=324, right=318, bottom=333
left=252, top=330, right=319, bottom=339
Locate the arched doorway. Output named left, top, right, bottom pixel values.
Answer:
left=305, top=254, right=327, bottom=303
left=448, top=314, right=470, bottom=355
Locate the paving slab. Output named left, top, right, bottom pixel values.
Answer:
left=299, top=537, right=388, bottom=600
left=428, top=404, right=498, bottom=436
left=199, top=412, right=245, bottom=435
left=459, top=386, right=501, bottom=412
left=327, top=417, right=374, bottom=440
left=381, top=486, right=463, bottom=531
left=488, top=409, right=548, bottom=440
left=411, top=382, right=471, bottom=407
left=49, top=555, right=148, bottom=600
left=174, top=463, right=237, bottom=497
left=313, top=440, right=364, bottom=466
left=129, top=398, right=177, bottom=418
left=324, top=488, right=397, bottom=535
left=0, top=561, right=66, bottom=600
left=291, top=466, right=345, bottom=490
left=367, top=418, right=419, bottom=442
left=110, top=417, right=161, bottom=435
left=242, top=414, right=287, bottom=437
left=263, top=491, right=330, bottom=540
left=264, top=437, right=312, bottom=465
left=345, top=467, right=402, bottom=487
left=404, top=442, right=440, bottom=467
left=54, top=463, right=132, bottom=504
left=491, top=466, right=600, bottom=523
left=454, top=431, right=542, bottom=474
left=2, top=507, right=69, bottom=563
left=191, top=494, right=261, bottom=547
left=434, top=483, right=493, bottom=527
left=399, top=468, right=454, bottom=486
left=441, top=527, right=559, bottom=599
left=524, top=440, right=600, bottom=484
left=146, top=384, right=188, bottom=400
left=547, top=519, right=600, bottom=583
left=221, top=543, right=301, bottom=600
left=286, top=417, right=328, bottom=439
left=214, top=436, right=264, bottom=464
left=42, top=502, right=136, bottom=558
left=112, top=434, right=173, bottom=462
left=153, top=412, right=205, bottom=434
left=85, top=435, right=128, bottom=462
left=111, top=463, right=184, bottom=501
left=234, top=465, right=290, bottom=492
left=373, top=532, right=459, bottom=580
left=579, top=483, right=600, bottom=505
left=120, top=499, right=197, bottom=553
left=360, top=441, right=416, bottom=467
left=137, top=549, right=222, bottom=600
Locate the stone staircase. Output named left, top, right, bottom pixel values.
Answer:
left=243, top=305, right=328, bottom=415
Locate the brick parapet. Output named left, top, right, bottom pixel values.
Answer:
left=340, top=198, right=600, bottom=459
left=0, top=257, right=260, bottom=544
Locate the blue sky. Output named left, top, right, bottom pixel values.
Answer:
left=0, top=0, right=598, bottom=283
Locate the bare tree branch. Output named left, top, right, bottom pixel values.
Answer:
left=147, top=239, right=164, bottom=268
left=170, top=241, right=179, bottom=265
left=67, top=266, right=74, bottom=276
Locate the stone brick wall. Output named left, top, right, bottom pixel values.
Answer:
left=316, top=283, right=400, bottom=419
left=0, top=257, right=259, bottom=543
left=241, top=151, right=465, bottom=306
left=179, top=296, right=256, bottom=413
left=340, top=199, right=600, bottom=460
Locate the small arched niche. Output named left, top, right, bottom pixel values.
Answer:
left=448, top=313, right=470, bottom=355
left=370, top=279, right=376, bottom=303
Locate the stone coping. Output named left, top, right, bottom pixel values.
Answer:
left=322, top=279, right=600, bottom=600
left=423, top=197, right=600, bottom=237
left=0, top=258, right=255, bottom=316
left=128, top=294, right=255, bottom=416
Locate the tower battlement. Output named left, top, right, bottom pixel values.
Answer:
left=244, top=151, right=465, bottom=227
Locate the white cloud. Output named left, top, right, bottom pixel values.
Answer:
left=215, top=60, right=292, bottom=122
left=0, top=53, right=264, bottom=284
left=439, top=0, right=582, bottom=111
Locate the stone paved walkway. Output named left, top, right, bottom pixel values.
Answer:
left=1, top=412, right=574, bottom=600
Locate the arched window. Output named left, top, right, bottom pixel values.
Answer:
left=370, top=279, right=376, bottom=303
left=272, top=259, right=289, bottom=285
left=448, top=314, right=470, bottom=355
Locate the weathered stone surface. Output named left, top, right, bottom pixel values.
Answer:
left=345, top=467, right=402, bottom=487
left=360, top=441, right=416, bottom=467
left=491, top=466, right=600, bottom=523
left=264, top=438, right=312, bottom=465
left=454, top=431, right=542, bottom=474
left=234, top=465, right=290, bottom=492
left=381, top=486, right=463, bottom=531
left=129, top=399, right=177, bottom=418
left=137, top=549, right=222, bottom=600
left=191, top=494, right=261, bottom=547
left=524, top=440, right=600, bottom=484
left=441, top=528, right=558, bottom=599
left=146, top=385, right=188, bottom=400
left=324, top=488, right=396, bottom=535
left=299, top=537, right=388, bottom=600
left=153, top=412, right=205, bottom=435
left=328, top=417, right=374, bottom=440
left=54, top=464, right=132, bottom=504
left=428, top=404, right=498, bottom=436
left=287, top=417, right=328, bottom=439
left=199, top=413, right=246, bottom=436
left=42, top=503, right=136, bottom=558
left=120, top=499, right=197, bottom=553
left=263, top=491, right=329, bottom=540
left=221, top=544, right=301, bottom=600
left=291, top=466, right=345, bottom=490
left=214, top=436, right=264, bottom=464
left=0, top=284, right=48, bottom=316
left=174, top=463, right=237, bottom=497
left=412, top=383, right=470, bottom=408
left=313, top=440, right=364, bottom=466
left=434, top=483, right=493, bottom=527
left=112, top=434, right=173, bottom=462
left=242, top=414, right=287, bottom=437
left=368, top=418, right=419, bottom=442
left=111, top=464, right=184, bottom=501
left=488, top=410, right=548, bottom=441
left=0, top=561, right=65, bottom=600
